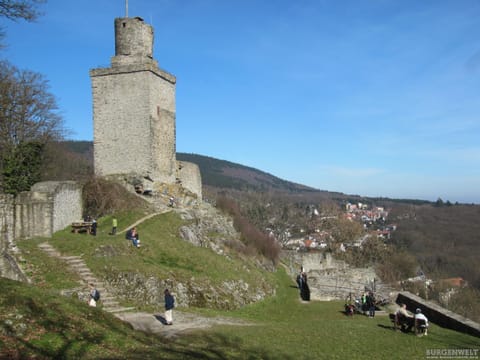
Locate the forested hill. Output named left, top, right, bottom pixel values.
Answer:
left=60, top=141, right=424, bottom=202
left=60, top=141, right=329, bottom=194
left=176, top=153, right=319, bottom=193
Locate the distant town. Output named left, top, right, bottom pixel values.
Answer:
left=281, top=202, right=396, bottom=251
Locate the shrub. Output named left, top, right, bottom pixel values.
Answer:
left=216, top=194, right=280, bottom=264
left=82, top=177, right=148, bottom=218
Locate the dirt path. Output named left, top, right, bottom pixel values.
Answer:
left=115, top=310, right=252, bottom=338
left=117, top=210, right=170, bottom=235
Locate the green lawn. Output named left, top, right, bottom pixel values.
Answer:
left=7, top=210, right=479, bottom=359
left=2, top=264, right=478, bottom=359
left=173, top=268, right=479, bottom=359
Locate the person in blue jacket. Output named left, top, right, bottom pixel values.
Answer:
left=164, top=289, right=175, bottom=325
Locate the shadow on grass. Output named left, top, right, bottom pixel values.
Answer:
left=377, top=324, right=396, bottom=331
left=152, top=332, right=295, bottom=360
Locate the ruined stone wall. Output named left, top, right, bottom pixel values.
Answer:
left=0, top=194, right=26, bottom=281
left=1, top=182, right=82, bottom=280
left=283, top=251, right=378, bottom=301
left=15, top=190, right=53, bottom=239
left=0, top=194, right=14, bottom=251
left=42, top=181, right=82, bottom=232
left=177, top=161, right=202, bottom=200
left=14, top=181, right=82, bottom=239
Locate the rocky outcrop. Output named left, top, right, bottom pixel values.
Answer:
left=104, top=271, right=274, bottom=310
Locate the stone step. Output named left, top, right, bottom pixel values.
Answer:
left=108, top=307, right=136, bottom=314
left=77, top=269, right=93, bottom=275
left=70, top=263, right=89, bottom=269
left=83, top=278, right=100, bottom=284
left=38, top=243, right=53, bottom=249
left=102, top=300, right=120, bottom=307
left=62, top=256, right=83, bottom=261
left=67, top=261, right=87, bottom=267
left=37, top=242, right=132, bottom=316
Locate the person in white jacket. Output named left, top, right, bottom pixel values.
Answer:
left=414, top=308, right=429, bottom=335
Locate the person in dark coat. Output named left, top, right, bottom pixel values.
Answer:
left=366, top=292, right=376, bottom=317
left=164, top=289, right=175, bottom=325
left=91, top=219, right=97, bottom=236
left=299, top=271, right=310, bottom=301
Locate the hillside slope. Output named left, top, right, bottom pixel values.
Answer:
left=61, top=141, right=342, bottom=195
left=60, top=141, right=480, bottom=291
left=176, top=153, right=318, bottom=193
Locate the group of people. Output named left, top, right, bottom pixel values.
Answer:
left=394, top=303, right=429, bottom=335
left=343, top=291, right=377, bottom=317
left=361, top=292, right=377, bottom=317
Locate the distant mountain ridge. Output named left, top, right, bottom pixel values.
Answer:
left=176, top=153, right=318, bottom=193
left=62, top=141, right=325, bottom=194
left=61, top=141, right=429, bottom=203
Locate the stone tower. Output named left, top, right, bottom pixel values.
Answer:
left=90, top=17, right=176, bottom=184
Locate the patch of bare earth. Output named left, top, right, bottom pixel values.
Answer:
left=115, top=311, right=252, bottom=338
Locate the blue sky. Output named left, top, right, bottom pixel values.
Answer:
left=2, top=0, right=480, bottom=203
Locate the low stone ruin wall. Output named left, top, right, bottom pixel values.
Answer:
left=397, top=291, right=480, bottom=338
left=0, top=181, right=82, bottom=280
left=14, top=181, right=82, bottom=239
left=282, top=250, right=381, bottom=301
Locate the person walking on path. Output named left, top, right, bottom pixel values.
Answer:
left=164, top=289, right=175, bottom=325
left=111, top=217, right=117, bottom=235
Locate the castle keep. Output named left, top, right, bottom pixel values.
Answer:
left=90, top=16, right=201, bottom=198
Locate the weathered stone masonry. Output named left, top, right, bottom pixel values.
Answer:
left=0, top=181, right=82, bottom=280
left=91, top=17, right=176, bottom=184
left=90, top=16, right=201, bottom=199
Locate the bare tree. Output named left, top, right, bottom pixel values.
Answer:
left=0, top=60, right=64, bottom=194
left=0, top=61, right=63, bottom=148
left=0, top=0, right=45, bottom=21
left=0, top=0, right=45, bottom=46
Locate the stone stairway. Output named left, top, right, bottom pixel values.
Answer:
left=37, top=242, right=135, bottom=314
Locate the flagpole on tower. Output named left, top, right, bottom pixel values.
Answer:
left=126, top=0, right=129, bottom=17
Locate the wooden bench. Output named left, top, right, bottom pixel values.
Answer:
left=71, top=222, right=93, bottom=234
left=389, top=313, right=414, bottom=332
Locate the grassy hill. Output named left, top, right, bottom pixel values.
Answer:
left=16, top=209, right=276, bottom=311
left=58, top=141, right=480, bottom=287
left=2, top=270, right=479, bottom=359
left=2, top=142, right=479, bottom=358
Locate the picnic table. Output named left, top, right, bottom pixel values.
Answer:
left=71, top=221, right=93, bottom=234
